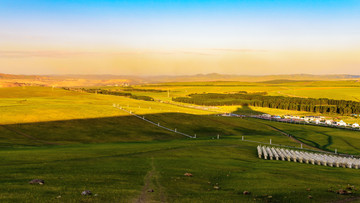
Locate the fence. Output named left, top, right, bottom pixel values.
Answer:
left=113, top=104, right=195, bottom=138
left=113, top=104, right=360, bottom=158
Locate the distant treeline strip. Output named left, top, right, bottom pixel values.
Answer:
left=123, top=87, right=166, bottom=92
left=63, top=88, right=154, bottom=101
left=173, top=93, right=360, bottom=115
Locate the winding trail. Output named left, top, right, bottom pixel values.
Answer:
left=135, top=157, right=166, bottom=203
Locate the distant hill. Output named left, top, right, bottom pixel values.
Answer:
left=146, top=73, right=360, bottom=83
left=0, top=73, right=359, bottom=87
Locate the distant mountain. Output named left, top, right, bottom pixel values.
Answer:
left=0, top=73, right=359, bottom=87
left=143, top=73, right=360, bottom=83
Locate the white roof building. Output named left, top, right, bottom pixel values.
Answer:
left=337, top=120, right=347, bottom=126
left=325, top=120, right=333, bottom=125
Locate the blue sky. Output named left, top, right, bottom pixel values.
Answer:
left=1, top=0, right=359, bottom=49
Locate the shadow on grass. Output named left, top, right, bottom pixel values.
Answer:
left=230, top=105, right=337, bottom=152
left=0, top=111, right=285, bottom=147
left=231, top=104, right=265, bottom=115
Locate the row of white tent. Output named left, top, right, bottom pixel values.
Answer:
left=257, top=145, right=360, bottom=169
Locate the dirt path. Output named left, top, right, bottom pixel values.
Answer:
left=135, top=157, right=166, bottom=203
left=0, top=125, right=58, bottom=145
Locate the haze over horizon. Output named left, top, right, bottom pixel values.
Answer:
left=1, top=0, right=360, bottom=76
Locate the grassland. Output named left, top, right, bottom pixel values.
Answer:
left=115, top=80, right=360, bottom=123
left=3, top=140, right=360, bottom=202
left=1, top=85, right=360, bottom=202
left=123, top=80, right=360, bottom=102
left=253, top=118, right=360, bottom=155
left=0, top=86, right=210, bottom=125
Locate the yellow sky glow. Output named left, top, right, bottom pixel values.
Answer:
left=0, top=48, right=359, bottom=75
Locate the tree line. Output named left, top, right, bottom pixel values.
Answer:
left=62, top=88, right=154, bottom=101
left=123, top=87, right=166, bottom=92
left=172, top=92, right=360, bottom=115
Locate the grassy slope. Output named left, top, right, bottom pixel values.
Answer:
left=253, top=118, right=360, bottom=155
left=1, top=86, right=360, bottom=202
left=0, top=86, right=209, bottom=125
left=0, top=87, right=295, bottom=146
left=0, top=113, right=298, bottom=147
left=125, top=81, right=360, bottom=123
left=1, top=140, right=360, bottom=202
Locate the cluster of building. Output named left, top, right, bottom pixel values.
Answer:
left=257, top=145, right=360, bottom=169
left=254, top=114, right=360, bottom=129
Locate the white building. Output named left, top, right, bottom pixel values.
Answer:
left=325, top=120, right=333, bottom=125
left=352, top=123, right=360, bottom=128
left=337, top=120, right=347, bottom=127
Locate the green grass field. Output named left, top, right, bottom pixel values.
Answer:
left=1, top=85, right=360, bottom=202
left=2, top=140, right=360, bottom=202
left=252, top=118, right=360, bottom=155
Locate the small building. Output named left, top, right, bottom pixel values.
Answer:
left=325, top=120, right=333, bottom=125
left=352, top=123, right=360, bottom=128
left=304, top=116, right=315, bottom=121
left=337, top=120, right=347, bottom=127
left=291, top=116, right=301, bottom=120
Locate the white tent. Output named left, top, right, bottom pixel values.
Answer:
left=257, top=145, right=359, bottom=169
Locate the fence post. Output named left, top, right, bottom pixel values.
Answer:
left=270, top=139, right=272, bottom=144
left=301, top=144, right=303, bottom=149
left=242, top=136, right=244, bottom=141
left=217, top=134, right=219, bottom=139
left=194, top=134, right=197, bottom=138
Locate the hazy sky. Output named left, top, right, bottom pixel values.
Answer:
left=0, top=0, right=360, bottom=75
